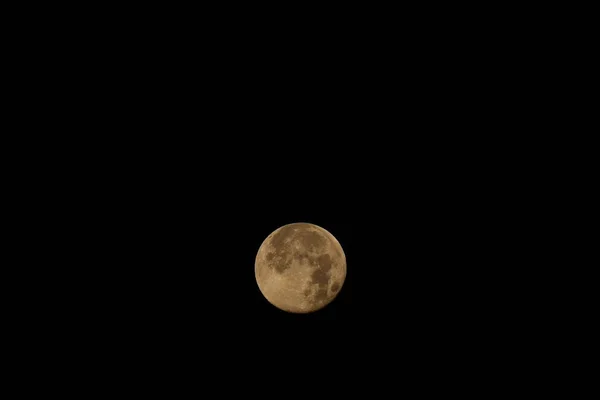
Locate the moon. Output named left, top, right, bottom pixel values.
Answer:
left=255, top=222, right=347, bottom=313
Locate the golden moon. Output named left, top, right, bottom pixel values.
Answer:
left=255, top=222, right=346, bottom=313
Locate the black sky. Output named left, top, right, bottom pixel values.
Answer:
left=39, top=15, right=530, bottom=383
left=76, top=135, right=514, bottom=376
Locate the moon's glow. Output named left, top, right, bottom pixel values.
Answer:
left=255, top=222, right=346, bottom=313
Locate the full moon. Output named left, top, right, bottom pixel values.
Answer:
left=255, top=222, right=346, bottom=313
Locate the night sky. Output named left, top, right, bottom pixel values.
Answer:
left=42, top=14, right=525, bottom=385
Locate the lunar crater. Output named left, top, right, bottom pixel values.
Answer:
left=317, top=254, right=332, bottom=272
left=310, top=268, right=329, bottom=286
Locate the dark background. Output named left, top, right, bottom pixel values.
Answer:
left=20, top=8, right=540, bottom=388
left=62, top=132, right=516, bottom=381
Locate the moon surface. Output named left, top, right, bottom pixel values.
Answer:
left=255, top=222, right=346, bottom=313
